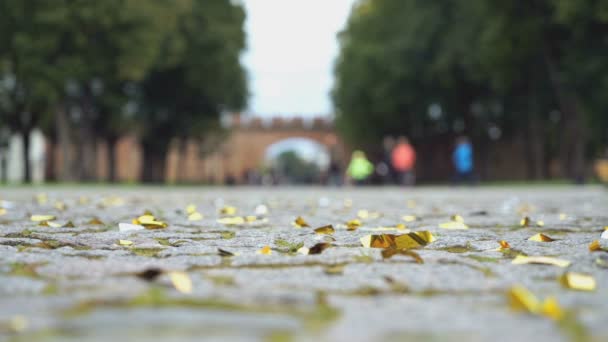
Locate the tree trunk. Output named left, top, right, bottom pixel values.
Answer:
left=107, top=136, right=118, bottom=183
left=141, top=141, right=167, bottom=183
left=21, top=127, right=31, bottom=183
left=177, top=138, right=188, bottom=183
left=45, top=138, right=56, bottom=182
left=56, top=105, right=74, bottom=181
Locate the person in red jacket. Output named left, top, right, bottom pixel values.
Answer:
left=391, top=136, right=416, bottom=185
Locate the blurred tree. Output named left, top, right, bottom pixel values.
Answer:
left=138, top=0, right=248, bottom=182
left=274, top=151, right=321, bottom=184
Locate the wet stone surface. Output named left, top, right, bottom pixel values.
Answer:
left=0, top=186, right=607, bottom=341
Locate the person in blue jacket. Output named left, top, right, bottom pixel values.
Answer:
left=453, top=136, right=475, bottom=184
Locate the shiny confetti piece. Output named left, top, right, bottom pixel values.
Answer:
left=308, top=242, right=332, bottom=255
left=540, top=296, right=564, bottom=320
left=520, top=216, right=531, bottom=227
left=188, top=212, right=203, bottom=221
left=357, top=209, right=369, bottom=219
left=451, top=214, right=464, bottom=223
left=343, top=199, right=353, bottom=208
left=536, top=220, right=545, bottom=227
left=512, top=255, right=570, bottom=267
left=381, top=248, right=423, bottom=263
left=63, top=221, right=75, bottom=228
left=220, top=206, right=237, bottom=215
left=346, top=219, right=361, bottom=231
left=30, top=215, right=56, bottom=222
left=293, top=216, right=310, bottom=228
left=118, top=239, right=133, bottom=246
left=119, top=223, right=145, bottom=232
left=361, top=231, right=435, bottom=249
left=365, top=225, right=410, bottom=232
left=217, top=216, right=245, bottom=225
left=255, top=204, right=269, bottom=216
left=528, top=233, right=555, bottom=242
left=35, top=193, right=48, bottom=205
left=0, top=208, right=6, bottom=216
left=54, top=201, right=67, bottom=211
left=402, top=215, right=417, bottom=222
left=559, top=213, right=567, bottom=221
left=39, top=221, right=61, bottom=228
left=314, top=225, right=335, bottom=235
left=507, top=285, right=565, bottom=320
left=218, top=248, right=235, bottom=257
left=168, top=271, right=192, bottom=294
left=257, top=245, right=272, bottom=255
left=297, top=246, right=310, bottom=255
left=439, top=221, right=469, bottom=230
left=186, top=204, right=197, bottom=215
left=589, top=240, right=604, bottom=252
left=601, top=229, right=608, bottom=239
left=499, top=240, right=511, bottom=249
left=560, top=272, right=596, bottom=291
left=88, top=217, right=104, bottom=225
left=324, top=265, right=344, bottom=275
left=245, top=215, right=258, bottom=223
left=133, top=214, right=167, bottom=229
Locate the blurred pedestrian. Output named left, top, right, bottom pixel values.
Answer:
left=391, top=136, right=416, bottom=185
left=378, top=136, right=396, bottom=184
left=346, top=150, right=374, bottom=185
left=453, top=136, right=474, bottom=185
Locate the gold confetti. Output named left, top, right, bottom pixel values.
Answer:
left=63, top=221, right=75, bottom=228
left=357, top=209, right=369, bottom=219
left=402, top=215, right=417, bottom=222
left=520, top=216, right=531, bottom=227
left=512, top=255, right=570, bottom=267
left=451, top=214, right=464, bottom=223
left=218, top=248, right=235, bottom=257
left=308, top=242, right=332, bottom=255
left=381, top=248, right=423, bottom=263
left=559, top=213, right=567, bottom=221
left=324, top=265, right=344, bottom=275
left=346, top=219, right=361, bottom=231
left=314, top=225, right=335, bottom=235
left=361, top=231, right=435, bottom=249
left=589, top=240, right=604, bottom=252
left=297, top=246, right=310, bottom=255
left=293, top=216, right=310, bottom=228
left=0, top=208, right=6, bottom=216
left=118, top=240, right=133, bottom=246
left=188, top=212, right=203, bottom=221
left=186, top=204, right=197, bottom=215
left=528, top=233, right=555, bottom=242
left=35, top=193, right=48, bottom=205
left=499, top=240, right=511, bottom=249
left=439, top=221, right=469, bottom=230
left=39, top=221, right=61, bottom=228
left=536, top=220, right=545, bottom=227
left=220, top=206, right=237, bottom=215
left=133, top=214, right=167, bottom=229
left=560, top=272, right=596, bottom=291
left=245, top=215, right=257, bottom=223
left=30, top=215, right=56, bottom=222
left=88, top=217, right=104, bottom=225
left=507, top=285, right=565, bottom=320
left=217, top=216, right=245, bottom=225
left=54, top=201, right=67, bottom=211
left=257, top=245, right=272, bottom=255
left=168, top=271, right=192, bottom=294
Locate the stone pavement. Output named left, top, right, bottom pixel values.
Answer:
left=0, top=186, right=607, bottom=342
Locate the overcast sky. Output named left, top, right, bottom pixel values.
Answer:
left=242, top=0, right=356, bottom=117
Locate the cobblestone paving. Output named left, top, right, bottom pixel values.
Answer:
left=0, top=186, right=607, bottom=342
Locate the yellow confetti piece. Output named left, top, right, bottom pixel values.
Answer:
left=0, top=208, right=6, bottom=216
left=118, top=240, right=133, bottom=246
left=168, top=271, right=192, bottom=294
left=217, top=216, right=245, bottom=225
left=324, top=264, right=344, bottom=275
left=528, top=233, right=555, bottom=242
left=297, top=246, right=310, bottom=255
left=245, top=215, right=257, bottom=223
left=88, top=217, right=104, bottom=225
left=361, top=231, right=435, bottom=249
left=293, top=216, right=310, bottom=228
left=346, top=219, right=361, bottom=231
left=520, top=216, right=531, bottom=227
left=589, top=240, right=604, bottom=252
left=30, top=215, right=56, bottom=222
left=402, top=215, right=417, bottom=222
left=257, top=245, right=272, bottom=255
left=63, top=221, right=75, bottom=228
left=220, top=206, right=237, bottom=215
left=357, top=209, right=369, bottom=219
left=54, top=201, right=67, bottom=211
left=186, top=204, right=197, bottom=215
left=507, top=285, right=565, bottom=321
left=451, top=214, right=464, bottom=223
left=559, top=213, right=567, bottom=221
left=314, top=225, right=335, bottom=235
left=439, top=221, right=469, bottom=230
left=560, top=272, right=596, bottom=291
left=540, top=296, right=564, bottom=320
left=499, top=240, right=511, bottom=249
left=35, top=193, right=48, bottom=205
left=188, top=212, right=203, bottom=221
left=512, top=255, right=570, bottom=267
left=536, top=220, right=545, bottom=227
left=133, top=214, right=167, bottom=229
left=308, top=242, right=332, bottom=255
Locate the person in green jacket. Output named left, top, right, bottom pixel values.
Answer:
left=346, top=150, right=374, bottom=185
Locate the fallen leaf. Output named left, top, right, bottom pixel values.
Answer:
left=308, top=242, right=332, bottom=255
left=188, top=212, right=203, bottom=221
left=381, top=248, right=423, bottom=263
left=314, top=225, right=335, bottom=235
left=361, top=231, right=435, bottom=249
left=560, top=272, right=596, bottom=291
left=168, top=271, right=192, bottom=294
left=293, top=216, right=310, bottom=228
left=118, top=239, right=133, bottom=246
left=512, top=255, right=570, bottom=267
left=30, top=215, right=56, bottom=222
left=257, top=245, right=272, bottom=255
left=528, top=233, right=555, bottom=242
